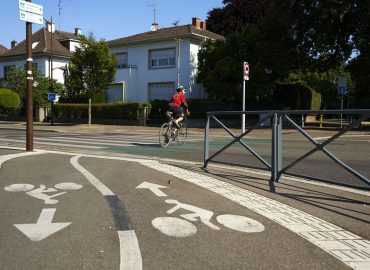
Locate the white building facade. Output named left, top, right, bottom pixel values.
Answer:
left=107, top=18, right=223, bottom=103
left=0, top=24, right=81, bottom=84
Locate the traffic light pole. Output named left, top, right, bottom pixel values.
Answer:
left=26, top=0, right=33, bottom=151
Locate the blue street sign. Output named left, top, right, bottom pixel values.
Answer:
left=338, top=86, right=347, bottom=95
left=48, top=93, right=56, bottom=101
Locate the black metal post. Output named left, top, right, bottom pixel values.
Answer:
left=26, top=0, right=33, bottom=151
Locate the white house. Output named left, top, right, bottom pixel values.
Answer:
left=0, top=23, right=81, bottom=84
left=107, top=18, right=223, bottom=103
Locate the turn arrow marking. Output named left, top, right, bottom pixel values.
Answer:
left=136, top=181, right=168, bottom=197
left=14, top=208, right=71, bottom=241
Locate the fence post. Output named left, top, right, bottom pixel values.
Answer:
left=271, top=112, right=282, bottom=182
left=88, top=98, right=91, bottom=127
left=203, top=113, right=210, bottom=169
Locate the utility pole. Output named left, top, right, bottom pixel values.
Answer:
left=26, top=0, right=33, bottom=151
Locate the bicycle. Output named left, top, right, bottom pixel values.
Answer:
left=159, top=111, right=188, bottom=147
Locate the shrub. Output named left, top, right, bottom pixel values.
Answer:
left=0, top=88, right=20, bottom=115
left=53, top=102, right=149, bottom=120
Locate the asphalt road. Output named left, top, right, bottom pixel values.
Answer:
left=1, top=148, right=369, bottom=270
left=0, top=126, right=369, bottom=189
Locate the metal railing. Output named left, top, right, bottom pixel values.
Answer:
left=203, top=109, right=370, bottom=188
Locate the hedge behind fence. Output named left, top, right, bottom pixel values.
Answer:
left=53, top=102, right=149, bottom=120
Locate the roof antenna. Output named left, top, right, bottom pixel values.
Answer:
left=57, top=0, right=62, bottom=31
left=148, top=0, right=159, bottom=31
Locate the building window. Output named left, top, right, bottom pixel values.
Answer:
left=149, top=48, right=175, bottom=68
left=148, top=82, right=175, bottom=100
left=116, top=53, right=127, bottom=69
left=3, top=65, right=16, bottom=80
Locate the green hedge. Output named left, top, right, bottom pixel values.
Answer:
left=53, top=102, right=150, bottom=120
left=0, top=88, right=20, bottom=115
left=149, top=99, right=240, bottom=119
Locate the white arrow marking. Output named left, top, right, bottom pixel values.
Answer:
left=136, top=181, right=168, bottom=197
left=14, top=208, right=71, bottom=241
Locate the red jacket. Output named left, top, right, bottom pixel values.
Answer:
left=169, top=92, right=187, bottom=108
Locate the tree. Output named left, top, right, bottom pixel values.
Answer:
left=206, top=0, right=272, bottom=36
left=3, top=66, right=64, bottom=106
left=65, top=33, right=117, bottom=101
left=198, top=5, right=300, bottom=103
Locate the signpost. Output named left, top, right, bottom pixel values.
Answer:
left=242, top=62, right=249, bottom=133
left=19, top=0, right=44, bottom=151
left=335, top=77, right=348, bottom=128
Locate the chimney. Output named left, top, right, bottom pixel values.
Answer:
left=151, top=23, right=159, bottom=31
left=11, top=40, right=17, bottom=48
left=192, top=17, right=201, bottom=29
left=200, top=21, right=207, bottom=30
left=75, top=28, right=82, bottom=36
left=46, top=21, right=55, bottom=33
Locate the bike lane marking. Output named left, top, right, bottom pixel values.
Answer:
left=70, top=156, right=142, bottom=270
left=138, top=160, right=370, bottom=270
left=3, top=148, right=368, bottom=269
left=0, top=151, right=44, bottom=168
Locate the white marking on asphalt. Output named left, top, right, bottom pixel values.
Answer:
left=118, top=230, right=143, bottom=270
left=165, top=199, right=220, bottom=230
left=14, top=208, right=71, bottom=241
left=140, top=160, right=370, bottom=270
left=71, top=155, right=142, bottom=269
left=70, top=156, right=114, bottom=196
left=4, top=184, right=35, bottom=192
left=0, top=138, right=106, bottom=149
left=136, top=181, right=168, bottom=197
left=152, top=217, right=197, bottom=237
left=315, top=134, right=370, bottom=141
left=216, top=214, right=265, bottom=233
left=35, top=137, right=156, bottom=146
left=0, top=151, right=44, bottom=168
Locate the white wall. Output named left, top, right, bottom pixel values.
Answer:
left=0, top=56, right=69, bottom=84
left=110, top=37, right=204, bottom=103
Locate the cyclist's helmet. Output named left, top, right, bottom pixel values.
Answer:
left=176, top=85, right=186, bottom=92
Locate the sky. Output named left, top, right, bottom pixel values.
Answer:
left=0, top=0, right=224, bottom=49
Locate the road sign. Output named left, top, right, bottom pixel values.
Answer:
left=338, top=86, right=347, bottom=95
left=19, top=0, right=43, bottom=15
left=19, top=10, right=43, bottom=25
left=48, top=93, right=56, bottom=101
left=243, top=62, right=249, bottom=80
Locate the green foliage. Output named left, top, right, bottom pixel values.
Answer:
left=3, top=66, right=64, bottom=106
left=206, top=0, right=273, bottom=36
left=60, top=91, right=107, bottom=104
left=53, top=102, right=147, bottom=120
left=0, top=88, right=20, bottom=115
left=65, top=33, right=117, bottom=101
left=198, top=10, right=299, bottom=102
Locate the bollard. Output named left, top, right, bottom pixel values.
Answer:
left=320, top=114, right=323, bottom=128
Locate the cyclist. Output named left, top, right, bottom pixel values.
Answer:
left=168, top=85, right=189, bottom=128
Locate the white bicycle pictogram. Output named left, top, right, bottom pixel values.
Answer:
left=4, top=182, right=83, bottom=204
left=152, top=199, right=265, bottom=237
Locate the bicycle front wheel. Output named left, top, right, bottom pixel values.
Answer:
left=176, top=122, right=187, bottom=145
left=159, top=123, right=171, bottom=147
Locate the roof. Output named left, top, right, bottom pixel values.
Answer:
left=0, top=44, right=8, bottom=55
left=0, top=28, right=78, bottom=59
left=108, top=24, right=224, bottom=46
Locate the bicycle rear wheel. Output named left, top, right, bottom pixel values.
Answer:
left=159, top=123, right=171, bottom=147
left=176, top=122, right=187, bottom=145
